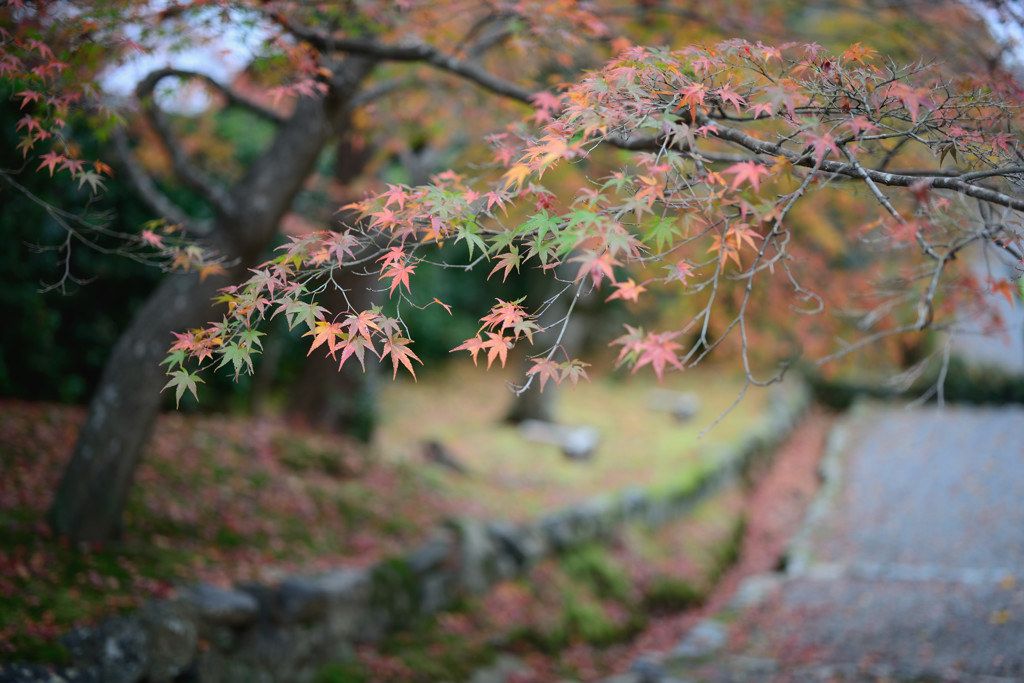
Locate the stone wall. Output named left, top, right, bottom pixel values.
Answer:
left=14, top=381, right=809, bottom=683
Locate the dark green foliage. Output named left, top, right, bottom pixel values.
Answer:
left=370, top=557, right=422, bottom=625
left=642, top=577, right=703, bottom=611
left=313, top=661, right=368, bottom=683
left=559, top=545, right=631, bottom=602
left=809, top=357, right=1024, bottom=409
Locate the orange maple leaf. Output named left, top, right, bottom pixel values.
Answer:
left=502, top=163, right=532, bottom=190
left=606, top=278, right=647, bottom=303
left=380, top=335, right=422, bottom=380
left=452, top=335, right=487, bottom=365
left=481, top=332, right=512, bottom=368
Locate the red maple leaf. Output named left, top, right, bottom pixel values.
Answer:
left=724, top=161, right=770, bottom=193
left=380, top=261, right=416, bottom=296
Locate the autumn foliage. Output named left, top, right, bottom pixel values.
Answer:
left=158, top=39, right=1024, bottom=396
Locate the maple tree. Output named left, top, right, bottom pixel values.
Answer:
left=176, top=39, right=1024, bottom=395
left=3, top=0, right=1022, bottom=543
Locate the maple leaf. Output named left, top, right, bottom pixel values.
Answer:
left=802, top=131, right=840, bottom=166
left=217, top=342, right=255, bottom=379
left=338, top=335, right=378, bottom=371
left=665, top=260, right=695, bottom=284
left=380, top=183, right=410, bottom=210
left=489, top=248, right=521, bottom=282
left=324, top=231, right=360, bottom=265
left=502, top=163, right=533, bottom=191
left=750, top=101, right=774, bottom=118
left=380, top=335, right=422, bottom=380
left=530, top=90, right=562, bottom=117
left=484, top=190, right=511, bottom=215
left=36, top=151, right=65, bottom=176
left=377, top=246, right=407, bottom=269
left=428, top=297, right=453, bottom=315
left=726, top=222, right=763, bottom=251
left=140, top=230, right=164, bottom=249
left=716, top=84, right=746, bottom=115
left=452, top=335, right=487, bottom=365
left=16, top=89, right=42, bottom=109
left=842, top=42, right=877, bottom=65
left=708, top=234, right=743, bottom=270
left=480, top=298, right=529, bottom=331
left=76, top=169, right=106, bottom=193
left=611, top=324, right=646, bottom=366
left=724, top=161, right=770, bottom=193
left=883, top=82, right=934, bottom=123
left=633, top=330, right=684, bottom=380
left=278, top=298, right=328, bottom=332
left=561, top=359, right=591, bottom=386
left=989, top=278, right=1017, bottom=307
left=163, top=369, right=204, bottom=408
left=845, top=116, right=881, bottom=138
left=304, top=320, right=345, bottom=357
left=888, top=218, right=924, bottom=245
left=524, top=134, right=571, bottom=172
left=480, top=298, right=540, bottom=342
left=342, top=309, right=381, bottom=343
left=571, top=250, right=621, bottom=287
left=676, top=82, right=707, bottom=113
left=481, top=332, right=513, bottom=368
left=199, top=262, right=226, bottom=282
left=527, top=357, right=562, bottom=392
left=380, top=261, right=416, bottom=296
left=606, top=278, right=647, bottom=303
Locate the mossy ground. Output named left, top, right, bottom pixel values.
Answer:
left=339, top=487, right=750, bottom=682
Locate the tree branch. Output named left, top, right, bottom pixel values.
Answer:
left=701, top=117, right=1024, bottom=213
left=135, top=68, right=238, bottom=218
left=110, top=126, right=192, bottom=228
left=144, top=67, right=286, bottom=124
left=275, top=18, right=537, bottom=105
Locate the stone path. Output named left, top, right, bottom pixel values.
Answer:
left=658, top=402, right=1024, bottom=683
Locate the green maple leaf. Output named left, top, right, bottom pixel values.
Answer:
left=217, top=342, right=255, bottom=379
left=163, top=369, right=204, bottom=408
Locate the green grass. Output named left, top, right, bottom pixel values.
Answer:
left=377, top=361, right=766, bottom=519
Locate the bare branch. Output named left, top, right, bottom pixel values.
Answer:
left=144, top=67, right=286, bottom=124
left=275, top=19, right=537, bottom=105
left=135, top=68, right=237, bottom=218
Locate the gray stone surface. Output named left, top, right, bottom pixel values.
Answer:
left=184, top=583, right=260, bottom=627
left=62, top=616, right=148, bottom=683
left=668, top=403, right=1024, bottom=682
left=137, top=599, right=197, bottom=682
left=671, top=620, right=728, bottom=660
left=278, top=576, right=329, bottom=623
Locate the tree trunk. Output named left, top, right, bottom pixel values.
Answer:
left=48, top=59, right=374, bottom=542
left=47, top=268, right=236, bottom=541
